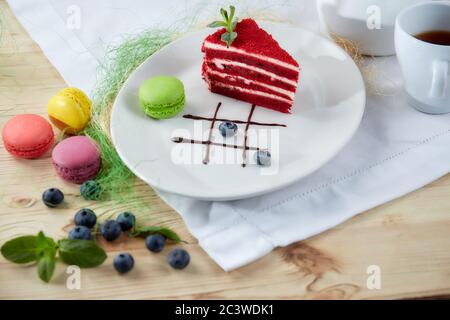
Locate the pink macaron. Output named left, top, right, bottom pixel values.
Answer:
left=2, top=114, right=54, bottom=159
left=52, top=136, right=101, bottom=184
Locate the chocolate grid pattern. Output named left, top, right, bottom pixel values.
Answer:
left=172, top=102, right=286, bottom=167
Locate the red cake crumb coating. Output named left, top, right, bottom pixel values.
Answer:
left=202, top=19, right=299, bottom=68
left=201, top=18, right=300, bottom=113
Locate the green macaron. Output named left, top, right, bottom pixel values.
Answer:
left=138, top=76, right=185, bottom=119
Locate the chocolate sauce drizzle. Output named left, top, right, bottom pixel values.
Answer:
left=171, top=102, right=286, bottom=167
left=183, top=115, right=287, bottom=128
left=203, top=102, right=222, bottom=164
left=242, top=104, right=256, bottom=167
left=171, top=137, right=261, bottom=151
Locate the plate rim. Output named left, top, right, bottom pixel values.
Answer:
left=111, top=22, right=366, bottom=201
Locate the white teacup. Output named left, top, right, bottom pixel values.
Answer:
left=395, top=1, right=450, bottom=114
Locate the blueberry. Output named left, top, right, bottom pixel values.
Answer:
left=113, top=253, right=134, bottom=274
left=167, top=248, right=190, bottom=270
left=219, top=121, right=238, bottom=137
left=74, top=208, right=97, bottom=229
left=100, top=220, right=122, bottom=242
left=42, top=188, right=64, bottom=208
left=145, top=234, right=165, bottom=253
left=68, top=226, right=92, bottom=240
left=116, top=212, right=136, bottom=231
left=254, top=150, right=271, bottom=166
left=80, top=180, right=102, bottom=201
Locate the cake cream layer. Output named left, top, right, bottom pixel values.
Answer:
left=203, top=42, right=300, bottom=80
left=203, top=41, right=299, bottom=72
left=205, top=68, right=295, bottom=101
left=205, top=58, right=298, bottom=92
left=208, top=81, right=292, bottom=113
left=205, top=78, right=293, bottom=104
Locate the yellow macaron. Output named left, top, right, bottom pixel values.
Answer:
left=48, top=88, right=92, bottom=134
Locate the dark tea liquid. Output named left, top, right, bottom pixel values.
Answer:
left=414, top=30, right=450, bottom=46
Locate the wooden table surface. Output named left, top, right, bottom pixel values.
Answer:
left=1, top=1, right=449, bottom=300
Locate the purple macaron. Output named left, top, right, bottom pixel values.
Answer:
left=52, top=136, right=101, bottom=184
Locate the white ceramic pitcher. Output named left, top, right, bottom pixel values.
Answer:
left=317, top=0, right=431, bottom=56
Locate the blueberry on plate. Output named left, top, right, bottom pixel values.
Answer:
left=167, top=248, right=190, bottom=270
left=42, top=188, right=64, bottom=208
left=145, top=234, right=166, bottom=253
left=100, top=220, right=122, bottom=242
left=116, top=212, right=136, bottom=231
left=68, top=226, right=92, bottom=240
left=80, top=180, right=102, bottom=201
left=113, top=253, right=134, bottom=274
left=74, top=208, right=97, bottom=229
left=219, top=121, right=238, bottom=137
left=254, top=150, right=271, bottom=166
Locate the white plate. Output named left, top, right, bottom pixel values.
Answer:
left=111, top=23, right=366, bottom=201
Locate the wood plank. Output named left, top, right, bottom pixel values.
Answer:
left=0, top=0, right=449, bottom=300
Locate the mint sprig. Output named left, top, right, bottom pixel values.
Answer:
left=208, top=5, right=239, bottom=48
left=1, top=231, right=106, bottom=283
left=1, top=223, right=181, bottom=283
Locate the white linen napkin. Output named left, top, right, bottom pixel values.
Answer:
left=8, top=0, right=450, bottom=271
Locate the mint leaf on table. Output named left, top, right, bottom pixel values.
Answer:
left=37, top=248, right=56, bottom=283
left=129, top=226, right=181, bottom=243
left=36, top=231, right=47, bottom=248
left=1, top=231, right=59, bottom=282
left=58, top=239, right=107, bottom=268
left=209, top=5, right=239, bottom=48
left=1, top=236, right=40, bottom=264
left=36, top=231, right=58, bottom=282
left=2, top=232, right=107, bottom=283
left=36, top=231, right=57, bottom=252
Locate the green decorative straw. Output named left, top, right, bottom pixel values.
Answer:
left=82, top=29, right=180, bottom=202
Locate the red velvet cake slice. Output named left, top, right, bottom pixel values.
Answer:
left=202, top=18, right=300, bottom=113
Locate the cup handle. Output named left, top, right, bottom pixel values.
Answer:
left=430, top=60, right=449, bottom=99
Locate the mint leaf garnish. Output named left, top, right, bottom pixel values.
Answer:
left=231, top=20, right=238, bottom=31
left=209, top=5, right=239, bottom=48
left=229, top=5, right=236, bottom=22
left=221, top=32, right=238, bottom=44
left=129, top=226, right=181, bottom=243
left=58, top=239, right=107, bottom=268
left=208, top=21, right=228, bottom=28
left=220, top=8, right=229, bottom=21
